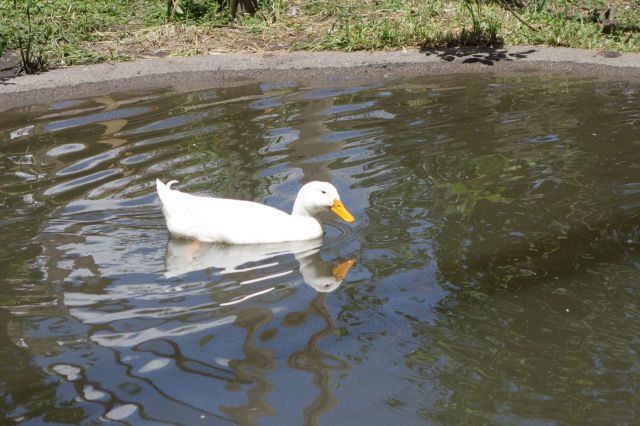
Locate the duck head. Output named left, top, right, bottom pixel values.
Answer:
left=292, top=181, right=355, bottom=223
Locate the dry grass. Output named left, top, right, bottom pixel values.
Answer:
left=85, top=1, right=335, bottom=58
left=83, top=0, right=480, bottom=59
left=3, top=0, right=640, bottom=72
left=84, top=0, right=640, bottom=61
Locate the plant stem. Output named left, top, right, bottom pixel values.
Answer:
left=500, top=0, right=538, bottom=33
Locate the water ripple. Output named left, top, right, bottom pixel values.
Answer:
left=2, top=75, right=640, bottom=425
left=41, top=107, right=150, bottom=133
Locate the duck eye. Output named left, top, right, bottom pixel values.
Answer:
left=321, top=190, right=327, bottom=194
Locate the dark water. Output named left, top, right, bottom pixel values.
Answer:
left=2, top=74, right=640, bottom=425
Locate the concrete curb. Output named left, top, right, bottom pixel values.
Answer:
left=1, top=47, right=640, bottom=111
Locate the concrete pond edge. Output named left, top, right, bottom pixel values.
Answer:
left=2, top=46, right=640, bottom=112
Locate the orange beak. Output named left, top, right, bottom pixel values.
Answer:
left=330, top=199, right=355, bottom=223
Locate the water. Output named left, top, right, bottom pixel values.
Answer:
left=1, top=73, right=640, bottom=425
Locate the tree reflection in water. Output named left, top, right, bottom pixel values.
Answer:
left=2, top=75, right=640, bottom=424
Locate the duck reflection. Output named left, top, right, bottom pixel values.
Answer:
left=164, top=238, right=356, bottom=293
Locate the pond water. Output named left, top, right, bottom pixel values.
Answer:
left=2, top=73, right=640, bottom=425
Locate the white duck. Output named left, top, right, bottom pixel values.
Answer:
left=156, top=179, right=354, bottom=244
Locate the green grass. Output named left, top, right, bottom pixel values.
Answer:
left=302, top=0, right=639, bottom=51
left=0, top=0, right=146, bottom=71
left=0, top=0, right=639, bottom=74
left=510, top=3, right=640, bottom=51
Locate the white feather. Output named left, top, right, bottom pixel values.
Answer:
left=156, top=179, right=353, bottom=244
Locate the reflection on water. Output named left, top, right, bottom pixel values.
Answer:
left=2, top=74, right=640, bottom=424
left=165, top=238, right=355, bottom=293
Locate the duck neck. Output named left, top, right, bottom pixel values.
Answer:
left=292, top=201, right=315, bottom=219
left=291, top=202, right=324, bottom=238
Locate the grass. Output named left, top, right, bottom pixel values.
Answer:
left=0, top=0, right=140, bottom=71
left=0, top=0, right=639, bottom=74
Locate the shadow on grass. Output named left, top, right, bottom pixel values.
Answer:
left=0, top=49, right=18, bottom=85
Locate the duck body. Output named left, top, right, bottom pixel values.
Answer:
left=156, top=179, right=353, bottom=244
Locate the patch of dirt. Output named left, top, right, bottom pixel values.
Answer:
left=85, top=5, right=332, bottom=60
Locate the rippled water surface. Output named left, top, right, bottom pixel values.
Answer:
left=2, top=74, right=640, bottom=424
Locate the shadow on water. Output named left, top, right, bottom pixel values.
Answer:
left=410, top=215, right=640, bottom=423
left=421, top=46, right=536, bottom=65
left=435, top=210, right=640, bottom=293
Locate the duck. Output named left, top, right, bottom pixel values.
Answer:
left=156, top=179, right=354, bottom=244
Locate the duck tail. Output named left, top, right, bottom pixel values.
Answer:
left=156, top=179, right=179, bottom=203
